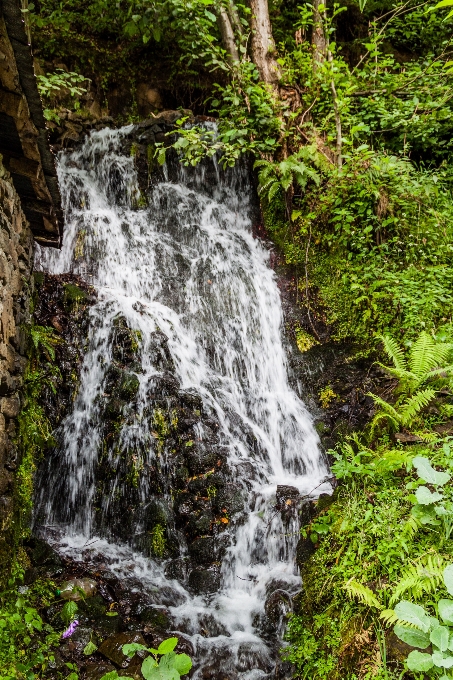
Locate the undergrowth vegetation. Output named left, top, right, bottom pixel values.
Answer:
left=285, top=335, right=453, bottom=679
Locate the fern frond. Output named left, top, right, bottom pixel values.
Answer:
left=380, top=334, right=407, bottom=373
left=257, top=178, right=276, bottom=195
left=402, top=515, right=420, bottom=541
left=253, top=160, right=271, bottom=169
left=343, top=579, right=383, bottom=609
left=369, top=412, right=400, bottom=439
left=267, top=182, right=281, bottom=202
left=389, top=554, right=446, bottom=606
left=399, top=388, right=436, bottom=427
left=375, top=363, right=417, bottom=384
left=380, top=609, right=399, bottom=627
left=409, top=332, right=453, bottom=378
left=280, top=173, right=293, bottom=192
left=425, top=364, right=453, bottom=380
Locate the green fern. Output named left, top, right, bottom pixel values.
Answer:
left=409, top=331, right=453, bottom=381
left=398, top=388, right=437, bottom=426
left=254, top=150, right=320, bottom=207
left=369, top=331, right=453, bottom=435
left=343, top=578, right=382, bottom=609
left=380, top=609, right=400, bottom=627
left=30, top=325, right=62, bottom=362
left=389, top=554, right=447, bottom=606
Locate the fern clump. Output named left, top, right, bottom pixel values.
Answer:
left=369, top=332, right=453, bottom=435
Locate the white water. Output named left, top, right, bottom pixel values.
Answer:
left=35, top=127, right=329, bottom=678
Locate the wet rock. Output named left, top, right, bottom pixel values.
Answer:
left=185, top=446, right=222, bottom=475
left=185, top=507, right=214, bottom=538
left=146, top=373, right=180, bottom=398
left=71, top=625, right=95, bottom=649
left=189, top=536, right=223, bottom=565
left=178, top=389, right=203, bottom=412
left=316, top=493, right=333, bottom=512
left=264, top=589, right=292, bottom=627
left=137, top=605, right=170, bottom=633
left=188, top=566, right=221, bottom=594
left=299, top=500, right=317, bottom=526
left=148, top=330, right=174, bottom=372
left=274, top=659, right=295, bottom=679
left=78, top=595, right=123, bottom=635
left=164, top=556, right=191, bottom=583
left=98, top=631, right=146, bottom=667
left=201, top=665, right=238, bottom=680
left=386, top=631, right=423, bottom=662
left=118, top=371, right=140, bottom=401
left=276, top=485, right=300, bottom=507
left=29, top=536, right=62, bottom=570
left=291, top=590, right=304, bottom=616
left=296, top=537, right=316, bottom=566
left=213, top=484, right=243, bottom=516
left=85, top=661, right=116, bottom=680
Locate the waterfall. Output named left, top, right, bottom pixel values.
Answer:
left=34, top=126, right=329, bottom=678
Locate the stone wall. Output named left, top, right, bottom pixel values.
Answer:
left=0, top=154, right=34, bottom=579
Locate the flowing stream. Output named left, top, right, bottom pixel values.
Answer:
left=34, top=127, right=329, bottom=678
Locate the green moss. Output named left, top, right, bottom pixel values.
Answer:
left=150, top=523, right=166, bottom=558
left=63, top=282, right=87, bottom=311
left=294, top=325, right=318, bottom=353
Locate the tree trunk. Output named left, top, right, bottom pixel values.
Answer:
left=216, top=2, right=240, bottom=65
left=250, top=0, right=280, bottom=86
left=312, top=0, right=327, bottom=72
left=227, top=1, right=244, bottom=41
left=327, top=49, right=342, bottom=168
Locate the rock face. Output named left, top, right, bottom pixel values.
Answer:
left=0, top=158, right=34, bottom=583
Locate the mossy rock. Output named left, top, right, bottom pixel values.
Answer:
left=118, top=372, right=140, bottom=400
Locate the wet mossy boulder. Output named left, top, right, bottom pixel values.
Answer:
left=188, top=566, right=221, bottom=594
left=111, top=315, right=142, bottom=366
left=137, top=605, right=171, bottom=633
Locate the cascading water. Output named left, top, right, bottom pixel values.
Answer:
left=34, top=126, right=330, bottom=678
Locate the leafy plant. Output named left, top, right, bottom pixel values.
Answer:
left=383, top=564, right=453, bottom=675
left=368, top=332, right=453, bottom=434
left=100, top=637, right=192, bottom=680
left=254, top=148, right=321, bottom=217
left=407, top=456, right=453, bottom=540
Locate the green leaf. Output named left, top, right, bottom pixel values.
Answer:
left=431, top=626, right=450, bottom=652
left=173, top=654, right=192, bottom=675
left=123, top=643, right=148, bottom=657
left=141, top=656, right=160, bottom=680
left=435, top=0, right=453, bottom=8
left=411, top=504, right=440, bottom=525
left=394, top=600, right=431, bottom=632
left=443, top=565, right=453, bottom=596
left=413, top=457, right=451, bottom=486
left=157, top=638, right=178, bottom=655
left=439, top=600, right=453, bottom=625
left=61, top=601, right=78, bottom=626
left=204, top=9, right=216, bottom=21
left=394, top=624, right=430, bottom=649
left=83, top=641, right=98, bottom=655
left=406, top=650, right=434, bottom=672
left=415, top=486, right=443, bottom=504
left=432, top=650, right=453, bottom=668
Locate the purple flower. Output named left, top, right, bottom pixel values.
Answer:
left=62, top=620, right=79, bottom=639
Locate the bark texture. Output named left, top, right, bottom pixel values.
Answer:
left=216, top=2, right=240, bottom=65
left=312, top=0, right=327, bottom=72
left=250, top=0, right=281, bottom=86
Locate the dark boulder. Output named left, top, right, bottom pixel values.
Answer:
left=188, top=566, right=221, bottom=594
left=98, top=631, right=147, bottom=667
